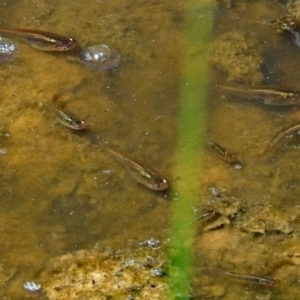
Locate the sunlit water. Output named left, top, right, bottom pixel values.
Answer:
left=0, top=0, right=300, bottom=299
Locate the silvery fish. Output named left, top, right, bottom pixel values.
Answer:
left=0, top=25, right=78, bottom=51
left=50, top=92, right=87, bottom=130
left=207, top=141, right=243, bottom=170
left=220, top=85, right=300, bottom=106
left=104, top=146, right=169, bottom=191
left=262, top=123, right=300, bottom=156
left=182, top=210, right=216, bottom=228
left=222, top=271, right=279, bottom=286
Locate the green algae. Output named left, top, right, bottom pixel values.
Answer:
left=168, top=1, right=216, bottom=299
left=3, top=1, right=300, bottom=299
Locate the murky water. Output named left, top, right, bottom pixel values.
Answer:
left=196, top=1, right=300, bottom=299
left=1, top=0, right=300, bottom=299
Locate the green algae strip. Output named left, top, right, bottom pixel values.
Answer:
left=168, top=1, right=216, bottom=299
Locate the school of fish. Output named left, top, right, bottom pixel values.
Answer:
left=2, top=18, right=289, bottom=294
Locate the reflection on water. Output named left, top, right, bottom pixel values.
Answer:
left=1, top=0, right=300, bottom=299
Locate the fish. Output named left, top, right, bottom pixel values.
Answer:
left=207, top=141, right=243, bottom=169
left=222, top=271, right=279, bottom=286
left=50, top=92, right=87, bottom=130
left=181, top=209, right=217, bottom=228
left=0, top=25, right=78, bottom=51
left=262, top=123, right=300, bottom=156
left=219, top=85, right=300, bottom=106
left=104, top=146, right=169, bottom=191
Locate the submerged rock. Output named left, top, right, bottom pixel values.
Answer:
left=39, top=247, right=170, bottom=300
left=210, top=31, right=263, bottom=84
left=288, top=0, right=300, bottom=22
left=239, top=204, right=293, bottom=235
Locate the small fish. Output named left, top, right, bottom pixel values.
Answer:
left=50, top=92, right=87, bottom=130
left=262, top=123, right=300, bottom=156
left=220, top=85, right=300, bottom=106
left=207, top=141, right=243, bottom=169
left=222, top=271, right=279, bottom=286
left=0, top=25, right=78, bottom=51
left=181, top=209, right=216, bottom=228
left=104, top=146, right=169, bottom=191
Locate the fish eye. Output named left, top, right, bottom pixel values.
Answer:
left=150, top=179, right=169, bottom=191
left=74, top=121, right=86, bottom=129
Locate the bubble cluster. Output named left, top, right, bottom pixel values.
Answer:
left=80, top=43, right=121, bottom=71
left=0, top=37, right=16, bottom=62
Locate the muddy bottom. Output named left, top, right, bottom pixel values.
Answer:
left=0, top=0, right=300, bottom=299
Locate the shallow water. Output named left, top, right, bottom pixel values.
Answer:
left=0, top=0, right=300, bottom=299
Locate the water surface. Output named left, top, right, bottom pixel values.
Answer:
left=0, top=0, right=300, bottom=299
